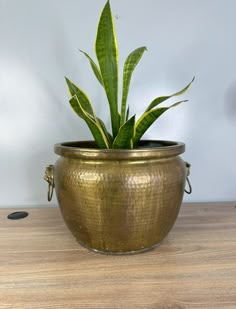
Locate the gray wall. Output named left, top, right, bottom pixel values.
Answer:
left=0, top=0, right=236, bottom=207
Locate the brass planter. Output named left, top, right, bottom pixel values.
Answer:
left=45, top=140, right=191, bottom=254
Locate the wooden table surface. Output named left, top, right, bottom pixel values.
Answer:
left=0, top=203, right=235, bottom=309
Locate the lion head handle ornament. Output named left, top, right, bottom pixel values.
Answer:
left=44, top=165, right=55, bottom=201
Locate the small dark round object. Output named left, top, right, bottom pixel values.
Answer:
left=7, top=211, right=29, bottom=220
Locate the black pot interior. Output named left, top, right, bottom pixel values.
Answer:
left=60, top=140, right=178, bottom=149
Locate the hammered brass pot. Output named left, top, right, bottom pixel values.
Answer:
left=45, top=140, right=191, bottom=254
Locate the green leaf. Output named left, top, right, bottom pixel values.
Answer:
left=126, top=106, right=130, bottom=122
left=133, top=100, right=188, bottom=147
left=69, top=96, right=110, bottom=149
left=118, top=112, right=121, bottom=127
left=65, top=77, right=96, bottom=119
left=79, top=50, right=104, bottom=86
left=95, top=0, right=119, bottom=137
left=120, top=46, right=147, bottom=125
left=145, top=77, right=195, bottom=112
left=112, top=115, right=136, bottom=149
left=97, top=117, right=113, bottom=146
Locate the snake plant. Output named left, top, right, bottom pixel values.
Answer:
left=65, top=0, right=194, bottom=149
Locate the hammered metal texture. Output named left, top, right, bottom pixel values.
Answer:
left=54, top=141, right=186, bottom=254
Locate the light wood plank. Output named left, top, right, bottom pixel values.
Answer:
left=0, top=203, right=235, bottom=308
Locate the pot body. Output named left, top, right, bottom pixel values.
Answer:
left=53, top=140, right=186, bottom=254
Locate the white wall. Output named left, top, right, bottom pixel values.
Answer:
left=0, top=0, right=236, bottom=207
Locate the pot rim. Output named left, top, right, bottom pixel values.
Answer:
left=54, top=140, right=185, bottom=160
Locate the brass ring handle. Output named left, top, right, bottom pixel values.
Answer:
left=47, top=183, right=54, bottom=202
left=185, top=176, right=192, bottom=194
left=185, top=162, right=192, bottom=194
left=44, top=165, right=55, bottom=202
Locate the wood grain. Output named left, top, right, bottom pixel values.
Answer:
left=0, top=203, right=235, bottom=308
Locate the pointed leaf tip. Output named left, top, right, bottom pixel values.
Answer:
left=65, top=78, right=96, bottom=118
left=120, top=46, right=147, bottom=125
left=145, top=77, right=195, bottom=112
left=79, top=50, right=103, bottom=86
left=96, top=0, right=119, bottom=137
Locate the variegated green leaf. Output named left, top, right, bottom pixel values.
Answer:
left=120, top=46, right=147, bottom=125
left=145, top=77, right=195, bottom=112
left=79, top=50, right=103, bottom=86
left=97, top=117, right=113, bottom=146
left=112, top=115, right=136, bottom=149
left=95, top=0, right=119, bottom=137
left=65, top=77, right=96, bottom=118
left=133, top=100, right=188, bottom=146
left=69, top=96, right=110, bottom=149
